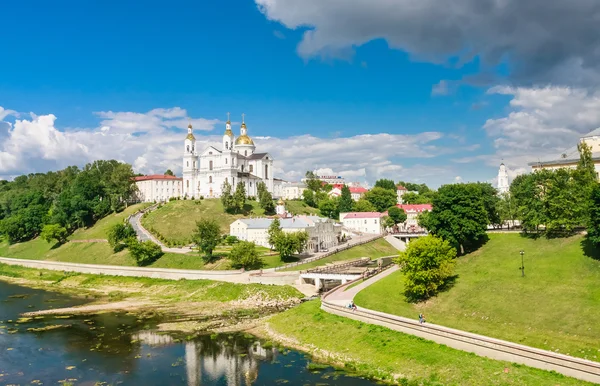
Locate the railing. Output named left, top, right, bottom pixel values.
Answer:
left=320, top=278, right=600, bottom=384
left=274, top=234, right=383, bottom=271
left=302, top=257, right=370, bottom=274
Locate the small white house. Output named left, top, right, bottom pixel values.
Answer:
left=339, top=212, right=384, bottom=235
left=134, top=175, right=183, bottom=202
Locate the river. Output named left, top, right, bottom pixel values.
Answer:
left=0, top=280, right=379, bottom=385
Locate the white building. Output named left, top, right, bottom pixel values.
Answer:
left=280, top=182, right=306, bottom=200
left=230, top=214, right=341, bottom=253
left=182, top=115, right=283, bottom=199
left=339, top=212, right=385, bottom=235
left=528, top=128, right=600, bottom=179
left=394, top=204, right=432, bottom=231
left=134, top=175, right=183, bottom=202
left=302, top=173, right=345, bottom=185
left=349, top=186, right=368, bottom=201
left=497, top=163, right=510, bottom=194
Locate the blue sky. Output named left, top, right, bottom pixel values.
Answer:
left=1, top=0, right=599, bottom=186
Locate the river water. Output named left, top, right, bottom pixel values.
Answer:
left=0, top=281, right=379, bottom=385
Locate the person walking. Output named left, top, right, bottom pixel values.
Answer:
left=418, top=313, right=424, bottom=324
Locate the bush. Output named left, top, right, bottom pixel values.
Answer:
left=194, top=200, right=202, bottom=205
left=199, top=196, right=204, bottom=200
left=225, top=235, right=239, bottom=245
left=40, top=224, right=68, bottom=245
left=127, top=239, right=163, bottom=266
left=229, top=241, right=263, bottom=270
left=395, top=235, right=456, bottom=302
left=107, top=222, right=136, bottom=253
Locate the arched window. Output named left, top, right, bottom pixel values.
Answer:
left=209, top=176, right=212, bottom=183
left=187, top=145, right=189, bottom=152
left=245, top=150, right=248, bottom=156
left=225, top=177, right=228, bottom=184
left=193, top=161, right=196, bottom=168
left=264, top=165, right=268, bottom=179
left=241, top=165, right=244, bottom=172
left=186, top=180, right=189, bottom=188
left=249, top=165, right=253, bottom=173
left=225, top=158, right=228, bottom=164
left=187, top=161, right=189, bottom=167
left=209, top=160, right=213, bottom=170
left=225, top=141, right=229, bottom=150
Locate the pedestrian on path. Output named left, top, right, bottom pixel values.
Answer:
left=418, top=313, right=425, bottom=324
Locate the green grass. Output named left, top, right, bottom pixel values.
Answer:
left=268, top=300, right=591, bottom=385
left=283, top=200, right=321, bottom=215
left=281, top=238, right=398, bottom=271
left=141, top=199, right=264, bottom=245
left=355, top=233, right=600, bottom=361
left=0, top=262, right=303, bottom=303
left=70, top=203, right=150, bottom=240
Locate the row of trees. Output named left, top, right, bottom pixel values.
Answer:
left=107, top=222, right=163, bottom=266
left=0, top=160, right=137, bottom=244
left=221, top=181, right=275, bottom=215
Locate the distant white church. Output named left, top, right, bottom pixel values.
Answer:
left=497, top=163, right=510, bottom=194
left=183, top=114, right=281, bottom=199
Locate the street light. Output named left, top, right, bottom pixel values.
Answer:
left=519, top=250, right=525, bottom=277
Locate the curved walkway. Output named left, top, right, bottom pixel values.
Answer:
left=129, top=210, right=193, bottom=254
left=321, top=268, right=600, bottom=384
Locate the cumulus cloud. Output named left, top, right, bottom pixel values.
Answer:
left=256, top=0, right=600, bottom=85
left=0, top=105, right=478, bottom=186
left=454, top=86, right=600, bottom=177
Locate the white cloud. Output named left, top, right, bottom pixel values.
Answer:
left=431, top=80, right=449, bottom=96
left=0, top=105, right=478, bottom=186
left=256, top=0, right=600, bottom=85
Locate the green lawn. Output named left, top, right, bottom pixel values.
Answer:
left=70, top=203, right=150, bottom=240
left=141, top=199, right=264, bottom=245
left=281, top=238, right=398, bottom=271
left=267, top=300, right=590, bottom=385
left=283, top=200, right=321, bottom=216
left=354, top=233, right=600, bottom=361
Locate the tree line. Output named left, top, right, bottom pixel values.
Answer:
left=0, top=160, right=137, bottom=244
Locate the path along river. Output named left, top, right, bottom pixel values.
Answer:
left=0, top=280, right=378, bottom=386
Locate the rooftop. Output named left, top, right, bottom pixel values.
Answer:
left=396, top=204, right=432, bottom=212
left=133, top=175, right=182, bottom=182
left=349, top=187, right=368, bottom=194
left=342, top=212, right=384, bottom=219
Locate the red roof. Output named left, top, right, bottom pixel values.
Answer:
left=133, top=174, right=182, bottom=182
left=396, top=204, right=432, bottom=212
left=349, top=187, right=368, bottom=194
left=396, top=185, right=407, bottom=191
left=342, top=212, right=384, bottom=219
left=332, top=183, right=345, bottom=190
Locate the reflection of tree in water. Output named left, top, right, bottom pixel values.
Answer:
left=134, top=331, right=275, bottom=386
left=42, top=313, right=151, bottom=374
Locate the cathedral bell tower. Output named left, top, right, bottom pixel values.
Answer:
left=222, top=112, right=235, bottom=151
left=233, top=113, right=256, bottom=157
left=183, top=123, right=197, bottom=198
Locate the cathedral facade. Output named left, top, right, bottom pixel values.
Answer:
left=182, top=115, right=277, bottom=199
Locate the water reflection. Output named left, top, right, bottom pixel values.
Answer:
left=1, top=280, right=377, bottom=386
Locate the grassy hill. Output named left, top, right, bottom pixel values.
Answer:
left=281, top=238, right=398, bottom=271
left=141, top=199, right=265, bottom=245
left=354, top=233, right=600, bottom=361
left=283, top=200, right=320, bottom=216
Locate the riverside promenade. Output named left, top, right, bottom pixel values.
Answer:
left=321, top=267, right=600, bottom=384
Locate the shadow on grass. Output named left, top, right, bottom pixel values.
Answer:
left=580, top=236, right=600, bottom=260
left=50, top=242, right=64, bottom=250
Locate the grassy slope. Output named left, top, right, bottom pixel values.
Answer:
left=70, top=203, right=151, bottom=240
left=268, top=300, right=590, bottom=386
left=355, top=233, right=600, bottom=361
left=0, top=262, right=303, bottom=303
left=284, top=200, right=321, bottom=215
left=141, top=199, right=264, bottom=243
left=282, top=238, right=398, bottom=271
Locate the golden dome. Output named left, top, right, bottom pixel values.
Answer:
left=224, top=127, right=233, bottom=136
left=186, top=133, right=196, bottom=141
left=241, top=122, right=247, bottom=129
left=277, top=198, right=284, bottom=205
left=188, top=123, right=192, bottom=129
left=235, top=134, right=254, bottom=145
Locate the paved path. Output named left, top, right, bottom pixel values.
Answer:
left=384, top=235, right=406, bottom=251
left=129, top=211, right=193, bottom=254
left=320, top=268, right=600, bottom=384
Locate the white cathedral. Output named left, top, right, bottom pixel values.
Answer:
left=182, top=114, right=278, bottom=199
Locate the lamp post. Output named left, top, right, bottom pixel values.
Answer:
left=519, top=250, right=525, bottom=277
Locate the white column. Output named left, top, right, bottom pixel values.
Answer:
left=341, top=278, right=347, bottom=285
left=315, top=279, right=322, bottom=291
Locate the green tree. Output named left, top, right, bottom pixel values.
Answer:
left=510, top=173, right=546, bottom=232
left=586, top=183, right=600, bottom=248
left=364, top=187, right=397, bottom=212
left=319, top=197, right=339, bottom=219
left=427, top=183, right=489, bottom=254
left=228, top=240, right=263, bottom=269
left=233, top=182, right=246, bottom=213
left=274, top=231, right=309, bottom=260
left=374, top=179, right=397, bottom=191
left=224, top=235, right=239, bottom=245
left=257, top=182, right=275, bottom=214
left=353, top=198, right=377, bottom=212
left=338, top=185, right=353, bottom=213
left=40, top=224, right=68, bottom=245
left=474, top=182, right=501, bottom=227
left=302, top=189, right=316, bottom=207
left=574, top=141, right=597, bottom=225
left=268, top=218, right=281, bottom=248
left=192, top=218, right=221, bottom=260
left=417, top=210, right=431, bottom=230
left=304, top=171, right=322, bottom=192
left=107, top=222, right=136, bottom=252
left=387, top=206, right=407, bottom=224
left=496, top=192, right=517, bottom=229
left=382, top=215, right=395, bottom=229
left=221, top=180, right=235, bottom=212
left=164, top=169, right=174, bottom=176
left=127, top=239, right=163, bottom=266
left=395, top=235, right=456, bottom=301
